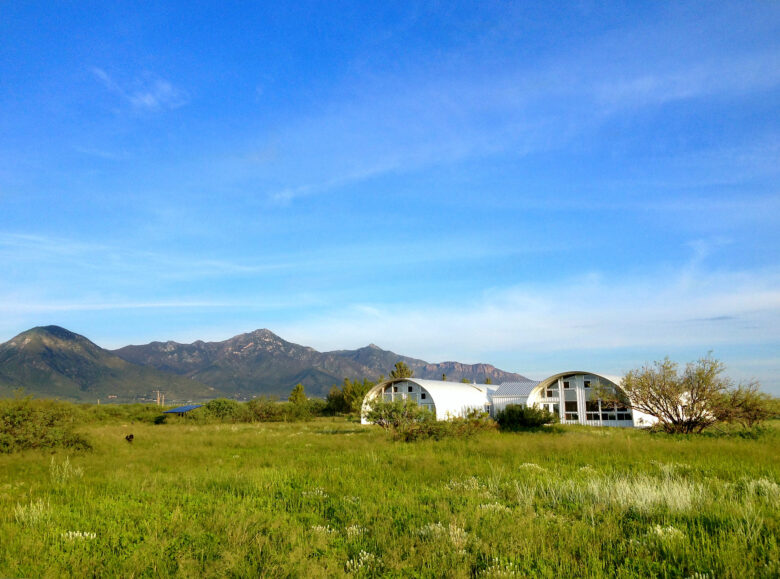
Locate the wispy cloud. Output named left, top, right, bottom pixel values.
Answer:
left=593, top=50, right=780, bottom=110
left=278, top=266, right=780, bottom=362
left=92, top=67, right=189, bottom=112
left=230, top=36, right=780, bottom=206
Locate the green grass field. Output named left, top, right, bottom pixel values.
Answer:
left=1, top=418, right=778, bottom=577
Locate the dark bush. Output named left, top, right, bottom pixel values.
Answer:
left=0, top=396, right=91, bottom=453
left=495, top=404, right=556, bottom=431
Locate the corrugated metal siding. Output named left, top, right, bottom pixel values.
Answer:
left=493, top=381, right=539, bottom=397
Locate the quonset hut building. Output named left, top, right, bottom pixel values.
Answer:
left=361, top=372, right=656, bottom=428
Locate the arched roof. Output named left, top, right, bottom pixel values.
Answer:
left=529, top=371, right=624, bottom=401
left=362, top=377, right=495, bottom=421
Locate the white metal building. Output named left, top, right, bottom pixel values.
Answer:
left=361, top=378, right=497, bottom=423
left=362, top=372, right=656, bottom=428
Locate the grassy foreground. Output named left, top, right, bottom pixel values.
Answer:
left=1, top=419, right=778, bottom=578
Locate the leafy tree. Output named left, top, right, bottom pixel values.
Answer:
left=612, top=355, right=771, bottom=434
left=364, top=397, right=433, bottom=430
left=390, top=361, right=413, bottom=379
left=714, top=382, right=775, bottom=429
left=325, top=385, right=348, bottom=414
left=325, top=377, right=375, bottom=415
left=288, top=383, right=307, bottom=405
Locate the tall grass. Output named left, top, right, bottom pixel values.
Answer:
left=0, top=419, right=777, bottom=577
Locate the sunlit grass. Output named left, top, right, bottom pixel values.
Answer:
left=0, top=419, right=778, bottom=577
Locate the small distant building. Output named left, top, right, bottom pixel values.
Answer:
left=361, top=372, right=656, bottom=428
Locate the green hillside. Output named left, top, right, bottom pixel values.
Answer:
left=0, top=326, right=220, bottom=403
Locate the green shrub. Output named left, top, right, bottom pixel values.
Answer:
left=364, top=398, right=495, bottom=441
left=495, top=404, right=556, bottom=431
left=246, top=396, right=285, bottom=421
left=0, top=396, right=91, bottom=453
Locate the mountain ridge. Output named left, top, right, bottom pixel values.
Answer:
left=0, top=326, right=529, bottom=401
left=0, top=326, right=220, bottom=402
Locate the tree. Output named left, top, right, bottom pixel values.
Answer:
left=288, top=383, right=307, bottom=405
left=714, top=382, right=775, bottom=429
left=442, top=374, right=447, bottom=381
left=460, top=378, right=470, bottom=383
left=485, top=377, right=492, bottom=385
left=325, top=377, right=376, bottom=415
left=613, top=355, right=770, bottom=434
left=389, top=361, right=413, bottom=379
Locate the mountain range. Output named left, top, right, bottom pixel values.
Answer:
left=0, top=326, right=528, bottom=402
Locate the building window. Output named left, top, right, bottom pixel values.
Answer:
left=565, top=401, right=578, bottom=412
left=553, top=404, right=560, bottom=414
left=566, top=413, right=578, bottom=420
left=563, top=381, right=571, bottom=389
left=421, top=393, right=426, bottom=400
left=584, top=380, right=591, bottom=389
left=408, top=385, right=413, bottom=392
left=393, top=386, right=398, bottom=392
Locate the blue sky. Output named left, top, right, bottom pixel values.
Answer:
left=1, top=1, right=779, bottom=392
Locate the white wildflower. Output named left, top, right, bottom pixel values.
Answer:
left=346, top=524, right=366, bottom=538
left=518, top=463, right=545, bottom=471
left=61, top=530, right=96, bottom=540
left=302, top=487, right=328, bottom=498
left=652, top=525, right=684, bottom=541
left=345, top=550, right=380, bottom=574
left=478, top=503, right=510, bottom=513
left=481, top=556, right=522, bottom=576
left=311, top=524, right=337, bottom=535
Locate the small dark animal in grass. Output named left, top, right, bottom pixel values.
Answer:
left=125, top=434, right=134, bottom=443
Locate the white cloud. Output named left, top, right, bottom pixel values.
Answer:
left=92, top=67, right=189, bottom=112
left=277, top=266, right=780, bottom=362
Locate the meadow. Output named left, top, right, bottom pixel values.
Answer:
left=1, top=415, right=778, bottom=578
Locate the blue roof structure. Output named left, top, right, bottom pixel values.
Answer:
left=163, top=404, right=203, bottom=414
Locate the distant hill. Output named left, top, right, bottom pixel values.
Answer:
left=113, top=329, right=528, bottom=398
left=0, top=325, right=529, bottom=401
left=0, top=326, right=220, bottom=403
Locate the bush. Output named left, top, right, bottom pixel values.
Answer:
left=0, top=396, right=91, bottom=453
left=495, top=404, right=557, bottom=431
left=364, top=398, right=495, bottom=441
left=247, top=396, right=285, bottom=422
left=200, top=398, right=247, bottom=422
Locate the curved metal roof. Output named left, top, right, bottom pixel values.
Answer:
left=362, top=378, right=495, bottom=420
